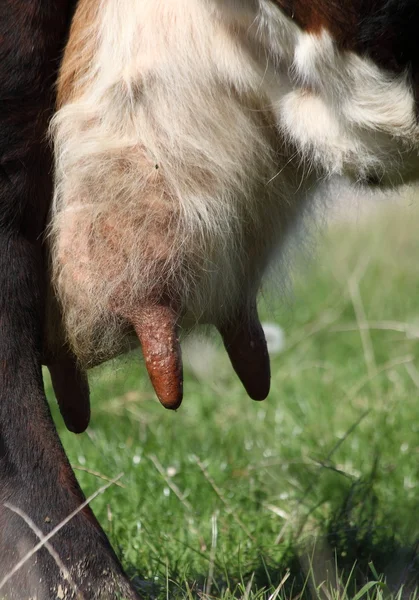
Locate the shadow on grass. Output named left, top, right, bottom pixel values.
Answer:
left=126, top=476, right=419, bottom=599
left=252, top=477, right=419, bottom=599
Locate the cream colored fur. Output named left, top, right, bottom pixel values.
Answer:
left=50, top=0, right=419, bottom=365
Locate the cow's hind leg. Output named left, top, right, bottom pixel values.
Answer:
left=0, top=1, right=140, bottom=592
left=0, top=160, right=140, bottom=598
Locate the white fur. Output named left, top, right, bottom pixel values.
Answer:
left=50, top=0, right=419, bottom=364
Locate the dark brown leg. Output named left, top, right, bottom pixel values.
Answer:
left=0, top=2, right=140, bottom=596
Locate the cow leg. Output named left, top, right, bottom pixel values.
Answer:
left=0, top=3, right=141, bottom=597
left=0, top=190, right=140, bottom=599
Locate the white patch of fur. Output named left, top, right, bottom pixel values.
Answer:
left=50, top=0, right=419, bottom=364
left=275, top=27, right=419, bottom=182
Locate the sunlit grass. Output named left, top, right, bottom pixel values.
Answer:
left=45, top=198, right=419, bottom=599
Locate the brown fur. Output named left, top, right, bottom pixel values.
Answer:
left=275, top=0, right=358, bottom=44
left=275, top=0, right=419, bottom=75
left=57, top=0, right=101, bottom=106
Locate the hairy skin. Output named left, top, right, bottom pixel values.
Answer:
left=51, top=0, right=419, bottom=410
left=0, top=1, right=139, bottom=598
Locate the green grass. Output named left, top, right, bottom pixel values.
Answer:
left=45, top=200, right=419, bottom=600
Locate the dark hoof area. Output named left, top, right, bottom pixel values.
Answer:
left=0, top=553, right=140, bottom=599
left=0, top=508, right=140, bottom=600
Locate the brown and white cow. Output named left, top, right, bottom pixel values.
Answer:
left=2, top=0, right=419, bottom=598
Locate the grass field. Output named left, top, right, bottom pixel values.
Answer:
left=45, top=197, right=419, bottom=600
